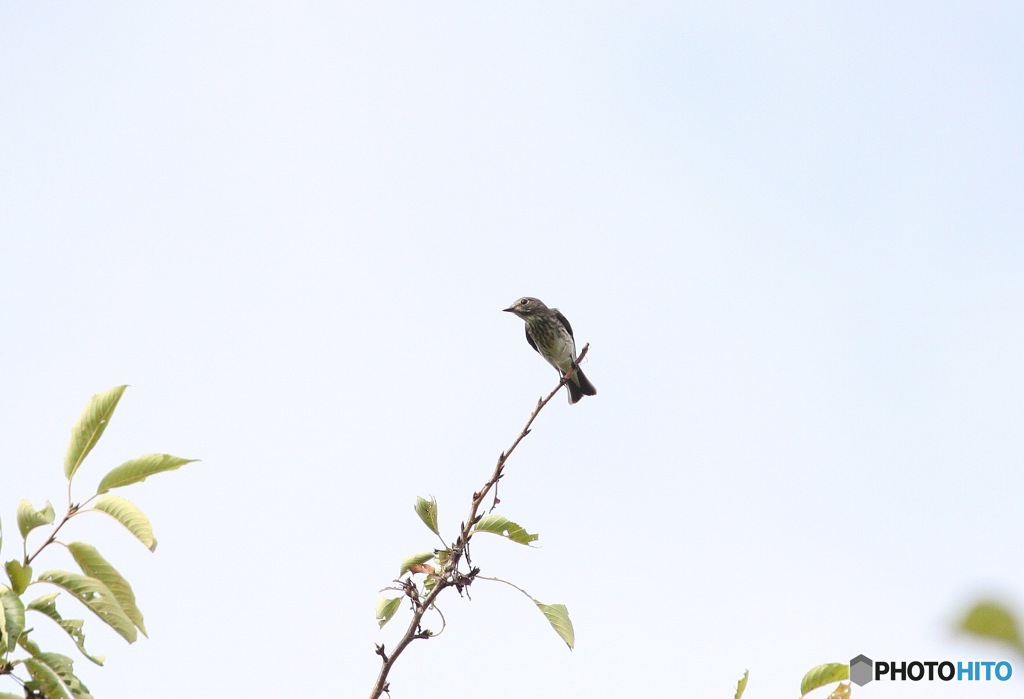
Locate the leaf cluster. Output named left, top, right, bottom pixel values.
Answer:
left=377, top=496, right=572, bottom=650
left=0, top=386, right=197, bottom=698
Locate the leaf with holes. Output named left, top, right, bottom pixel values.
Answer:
left=27, top=592, right=105, bottom=665
left=24, top=651, right=92, bottom=699
left=0, top=585, right=26, bottom=653
left=68, top=542, right=146, bottom=636
left=474, top=514, right=538, bottom=545
left=37, top=570, right=136, bottom=643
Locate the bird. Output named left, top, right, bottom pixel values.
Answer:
left=503, top=296, right=597, bottom=404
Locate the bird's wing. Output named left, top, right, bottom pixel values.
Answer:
left=525, top=326, right=539, bottom=353
left=554, top=309, right=575, bottom=339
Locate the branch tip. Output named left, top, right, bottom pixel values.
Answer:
left=369, top=356, right=587, bottom=698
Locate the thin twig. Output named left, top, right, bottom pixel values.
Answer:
left=25, top=506, right=77, bottom=566
left=368, top=344, right=589, bottom=699
left=449, top=344, right=589, bottom=575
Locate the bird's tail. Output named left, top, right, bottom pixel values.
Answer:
left=566, top=368, right=597, bottom=404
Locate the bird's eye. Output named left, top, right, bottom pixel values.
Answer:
left=519, top=298, right=529, bottom=305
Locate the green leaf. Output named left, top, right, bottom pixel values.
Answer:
left=96, top=453, right=198, bottom=494
left=24, top=651, right=93, bottom=699
left=67, top=542, right=146, bottom=636
left=735, top=670, right=749, bottom=699
left=435, top=547, right=452, bottom=570
left=800, top=663, right=849, bottom=697
left=92, top=495, right=157, bottom=551
left=37, top=570, right=137, bottom=643
left=27, top=592, right=105, bottom=666
left=375, top=597, right=402, bottom=629
left=16, top=499, right=55, bottom=540
left=414, top=496, right=439, bottom=536
left=536, top=601, right=574, bottom=650
left=64, top=385, right=127, bottom=481
left=399, top=552, right=435, bottom=576
left=0, top=585, right=26, bottom=653
left=18, top=632, right=43, bottom=655
left=959, top=601, right=1024, bottom=651
left=5, top=560, right=32, bottom=594
left=827, top=683, right=851, bottom=699
left=0, top=693, right=27, bottom=699
left=473, top=514, right=539, bottom=545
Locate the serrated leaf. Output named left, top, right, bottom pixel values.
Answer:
left=536, top=602, right=574, bottom=650
left=68, top=542, right=146, bottom=636
left=0, top=585, right=26, bottom=653
left=959, top=601, right=1023, bottom=650
left=38, top=570, right=136, bottom=643
left=65, top=385, right=127, bottom=481
left=735, top=670, right=749, bottom=699
left=800, top=663, right=849, bottom=697
left=92, top=495, right=157, bottom=551
left=5, top=559, right=32, bottom=594
left=27, top=592, right=105, bottom=666
left=414, top=496, right=439, bottom=536
left=399, top=552, right=435, bottom=576
left=25, top=651, right=92, bottom=699
left=96, top=453, right=198, bottom=494
left=16, top=499, right=55, bottom=540
left=375, top=597, right=402, bottom=628
left=474, top=514, right=538, bottom=545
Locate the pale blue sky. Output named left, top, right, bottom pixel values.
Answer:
left=2, top=3, right=1023, bottom=697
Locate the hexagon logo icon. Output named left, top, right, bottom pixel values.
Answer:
left=850, top=654, right=873, bottom=686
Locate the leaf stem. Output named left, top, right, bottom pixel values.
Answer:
left=25, top=506, right=78, bottom=566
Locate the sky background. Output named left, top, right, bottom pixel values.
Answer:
left=2, top=2, right=1023, bottom=697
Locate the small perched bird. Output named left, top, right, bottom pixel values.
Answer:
left=503, top=297, right=597, bottom=404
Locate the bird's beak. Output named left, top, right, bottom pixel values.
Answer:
left=502, top=306, right=516, bottom=313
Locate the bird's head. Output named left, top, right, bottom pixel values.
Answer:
left=503, top=296, right=547, bottom=318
